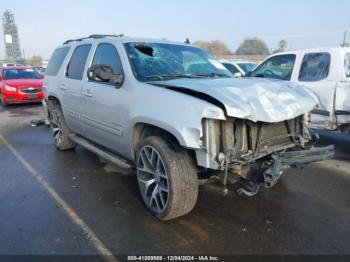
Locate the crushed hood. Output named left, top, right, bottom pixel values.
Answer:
left=150, top=77, right=318, bottom=123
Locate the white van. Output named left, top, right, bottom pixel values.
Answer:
left=249, top=47, right=350, bottom=134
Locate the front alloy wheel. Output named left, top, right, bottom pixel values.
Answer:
left=137, top=145, right=169, bottom=214
left=136, top=136, right=198, bottom=220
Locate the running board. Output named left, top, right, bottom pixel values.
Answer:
left=68, top=134, right=132, bottom=169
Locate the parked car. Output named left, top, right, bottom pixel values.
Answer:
left=220, top=59, right=257, bottom=77
left=43, top=35, right=333, bottom=220
left=0, top=66, right=44, bottom=106
left=248, top=47, right=350, bottom=134
left=33, top=66, right=46, bottom=79
left=33, top=66, right=46, bottom=74
left=1, top=63, right=24, bottom=67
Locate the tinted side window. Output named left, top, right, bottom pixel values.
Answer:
left=66, top=44, right=91, bottom=80
left=251, top=54, right=296, bottom=80
left=46, top=47, right=70, bottom=76
left=92, top=43, right=123, bottom=75
left=298, top=52, right=330, bottom=82
left=222, top=63, right=240, bottom=74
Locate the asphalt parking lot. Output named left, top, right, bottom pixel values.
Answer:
left=1, top=103, right=350, bottom=258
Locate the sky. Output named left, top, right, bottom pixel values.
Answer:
left=1, top=0, right=349, bottom=59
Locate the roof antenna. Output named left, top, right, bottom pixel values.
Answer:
left=185, top=38, right=190, bottom=44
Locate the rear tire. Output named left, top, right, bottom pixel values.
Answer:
left=136, top=136, right=198, bottom=220
left=49, top=102, right=75, bottom=150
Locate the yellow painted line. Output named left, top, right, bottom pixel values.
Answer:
left=0, top=133, right=118, bottom=262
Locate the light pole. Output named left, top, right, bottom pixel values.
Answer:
left=343, top=30, right=348, bottom=47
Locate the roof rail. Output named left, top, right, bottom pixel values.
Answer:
left=63, top=34, right=124, bottom=45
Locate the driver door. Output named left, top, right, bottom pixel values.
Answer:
left=80, top=42, right=128, bottom=155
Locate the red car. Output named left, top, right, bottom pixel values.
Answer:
left=0, top=66, right=44, bottom=106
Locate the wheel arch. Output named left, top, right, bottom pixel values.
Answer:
left=131, top=122, right=197, bottom=163
left=47, top=95, right=61, bottom=109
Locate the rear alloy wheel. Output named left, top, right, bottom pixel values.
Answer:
left=49, top=103, right=75, bottom=150
left=137, top=136, right=198, bottom=220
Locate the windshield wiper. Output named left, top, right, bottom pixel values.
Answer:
left=145, top=73, right=198, bottom=81
left=194, top=72, right=231, bottom=78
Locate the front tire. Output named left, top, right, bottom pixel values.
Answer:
left=0, top=93, right=8, bottom=106
left=136, top=136, right=198, bottom=220
left=49, top=102, right=75, bottom=150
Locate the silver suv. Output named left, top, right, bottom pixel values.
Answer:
left=43, top=34, right=334, bottom=220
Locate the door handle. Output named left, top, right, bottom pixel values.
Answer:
left=83, top=89, right=93, bottom=97
left=59, top=84, right=67, bottom=91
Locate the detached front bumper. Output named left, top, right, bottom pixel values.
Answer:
left=263, top=145, right=335, bottom=188
left=236, top=144, right=335, bottom=196
left=280, top=145, right=335, bottom=166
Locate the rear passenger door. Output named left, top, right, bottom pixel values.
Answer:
left=60, top=44, right=91, bottom=134
left=80, top=42, right=128, bottom=154
left=295, top=52, right=336, bottom=129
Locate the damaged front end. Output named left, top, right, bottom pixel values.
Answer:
left=197, top=115, right=334, bottom=196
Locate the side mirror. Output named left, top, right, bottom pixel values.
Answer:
left=233, top=72, right=242, bottom=78
left=87, top=64, right=124, bottom=87
left=40, top=73, right=45, bottom=79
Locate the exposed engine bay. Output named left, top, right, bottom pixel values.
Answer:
left=200, top=115, right=334, bottom=196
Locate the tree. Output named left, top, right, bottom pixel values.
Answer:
left=273, top=39, right=288, bottom=53
left=236, top=37, right=270, bottom=55
left=194, top=40, right=232, bottom=56
left=2, top=10, right=22, bottom=61
left=28, top=55, right=43, bottom=67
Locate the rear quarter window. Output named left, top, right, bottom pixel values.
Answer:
left=45, top=47, right=70, bottom=76
left=298, top=52, right=330, bottom=82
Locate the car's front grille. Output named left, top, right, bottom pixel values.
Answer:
left=229, top=116, right=304, bottom=160
left=20, top=87, right=41, bottom=94
left=250, top=119, right=300, bottom=149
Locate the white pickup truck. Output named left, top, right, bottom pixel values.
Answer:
left=248, top=47, right=350, bottom=134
